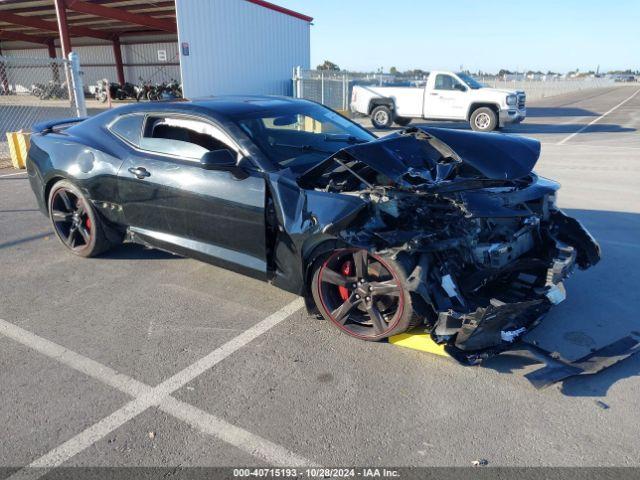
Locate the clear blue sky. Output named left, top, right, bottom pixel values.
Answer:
left=276, top=0, right=638, bottom=73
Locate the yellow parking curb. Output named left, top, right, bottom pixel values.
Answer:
left=389, top=331, right=451, bottom=357
left=6, top=131, right=30, bottom=169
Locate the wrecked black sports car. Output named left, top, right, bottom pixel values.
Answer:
left=26, top=96, right=600, bottom=361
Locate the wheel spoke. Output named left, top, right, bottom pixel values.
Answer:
left=353, top=250, right=368, bottom=279
left=76, top=201, right=86, bottom=216
left=369, top=280, right=401, bottom=297
left=366, top=302, right=388, bottom=335
left=321, top=268, right=352, bottom=287
left=66, top=226, right=78, bottom=248
left=77, top=225, right=91, bottom=244
left=58, top=190, right=74, bottom=211
left=51, top=210, right=73, bottom=223
left=331, top=295, right=359, bottom=325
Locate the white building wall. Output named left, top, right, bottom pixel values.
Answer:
left=176, top=0, right=310, bottom=98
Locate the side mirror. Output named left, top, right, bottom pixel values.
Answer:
left=454, top=84, right=467, bottom=92
left=200, top=149, right=237, bottom=171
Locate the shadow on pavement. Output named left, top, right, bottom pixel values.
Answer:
left=525, top=107, right=599, bottom=117
left=0, top=231, right=52, bottom=250
left=502, top=123, right=635, bottom=135
left=100, top=243, right=180, bottom=260
left=482, top=208, right=640, bottom=395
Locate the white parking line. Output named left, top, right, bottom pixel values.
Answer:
left=557, top=88, right=640, bottom=145
left=160, top=397, right=313, bottom=466
left=0, top=171, right=27, bottom=177
left=0, top=297, right=309, bottom=479
left=0, top=318, right=148, bottom=397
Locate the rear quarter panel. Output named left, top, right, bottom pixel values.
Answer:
left=26, top=124, right=126, bottom=225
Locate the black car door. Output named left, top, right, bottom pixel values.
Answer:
left=113, top=113, right=268, bottom=279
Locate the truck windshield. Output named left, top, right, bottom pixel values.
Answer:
left=232, top=102, right=376, bottom=173
left=456, top=73, right=484, bottom=90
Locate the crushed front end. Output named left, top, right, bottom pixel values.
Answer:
left=299, top=127, right=601, bottom=361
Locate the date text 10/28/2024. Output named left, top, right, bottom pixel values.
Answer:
left=233, top=468, right=401, bottom=478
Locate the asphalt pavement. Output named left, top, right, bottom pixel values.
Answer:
left=0, top=85, right=639, bottom=473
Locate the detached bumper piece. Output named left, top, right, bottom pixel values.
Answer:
left=523, top=334, right=640, bottom=389
left=432, top=244, right=578, bottom=364
left=389, top=331, right=640, bottom=388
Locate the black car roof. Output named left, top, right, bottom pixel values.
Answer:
left=97, top=95, right=312, bottom=119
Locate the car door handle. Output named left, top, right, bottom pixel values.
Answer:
left=128, top=166, right=150, bottom=179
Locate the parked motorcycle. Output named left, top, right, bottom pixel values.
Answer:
left=31, top=81, right=68, bottom=100
left=94, top=79, right=137, bottom=102
left=130, top=77, right=183, bottom=102
left=164, top=78, right=183, bottom=99
left=134, top=77, right=153, bottom=101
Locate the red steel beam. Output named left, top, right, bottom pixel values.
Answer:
left=53, top=0, right=72, bottom=59
left=0, top=29, right=52, bottom=45
left=47, top=39, right=57, bottom=58
left=47, top=39, right=61, bottom=81
left=245, top=0, right=313, bottom=22
left=0, top=42, right=10, bottom=94
left=112, top=36, right=125, bottom=85
left=1, top=0, right=175, bottom=16
left=65, top=0, right=176, bottom=33
left=0, top=10, right=112, bottom=40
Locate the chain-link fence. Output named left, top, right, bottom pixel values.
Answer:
left=0, top=55, right=85, bottom=168
left=480, top=77, right=615, bottom=101
left=293, top=68, right=353, bottom=111
left=293, top=68, right=618, bottom=112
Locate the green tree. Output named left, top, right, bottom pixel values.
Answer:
left=316, top=60, right=340, bottom=71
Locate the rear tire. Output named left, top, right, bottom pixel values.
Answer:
left=470, top=107, right=498, bottom=132
left=370, top=105, right=394, bottom=129
left=48, top=180, right=115, bottom=258
left=311, top=248, right=417, bottom=341
left=394, top=116, right=412, bottom=127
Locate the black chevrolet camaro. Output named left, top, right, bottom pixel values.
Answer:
left=26, top=96, right=600, bottom=362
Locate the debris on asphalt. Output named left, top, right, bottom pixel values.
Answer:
left=472, top=459, right=489, bottom=467
left=595, top=400, right=610, bottom=410
left=148, top=431, right=156, bottom=439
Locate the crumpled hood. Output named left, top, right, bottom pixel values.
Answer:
left=418, top=127, right=540, bottom=180
left=299, top=127, right=541, bottom=187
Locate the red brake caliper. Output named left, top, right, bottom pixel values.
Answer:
left=338, top=261, right=352, bottom=301
left=85, top=217, right=92, bottom=230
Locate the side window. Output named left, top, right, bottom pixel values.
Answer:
left=139, top=116, right=236, bottom=160
left=261, top=113, right=343, bottom=134
left=434, top=74, right=464, bottom=91
left=109, top=115, right=144, bottom=145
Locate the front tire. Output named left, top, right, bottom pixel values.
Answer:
left=370, top=105, right=393, bottom=129
left=48, top=180, right=114, bottom=258
left=470, top=107, right=498, bottom=132
left=311, top=248, right=416, bottom=341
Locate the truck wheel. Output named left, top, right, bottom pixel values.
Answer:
left=470, top=107, right=497, bottom=132
left=370, top=105, right=393, bottom=129
left=394, top=117, right=412, bottom=127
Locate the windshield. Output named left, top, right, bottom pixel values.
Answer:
left=231, top=102, right=376, bottom=173
left=455, top=72, right=484, bottom=89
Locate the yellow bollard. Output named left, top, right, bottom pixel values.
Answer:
left=5, top=131, right=30, bottom=169
left=389, top=331, right=451, bottom=357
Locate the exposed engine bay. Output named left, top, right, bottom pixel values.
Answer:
left=296, top=127, right=601, bottom=362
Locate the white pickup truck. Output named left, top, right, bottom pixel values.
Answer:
left=350, top=71, right=526, bottom=132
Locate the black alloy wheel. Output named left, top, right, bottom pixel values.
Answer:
left=312, top=248, right=415, bottom=341
left=48, top=180, right=114, bottom=257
